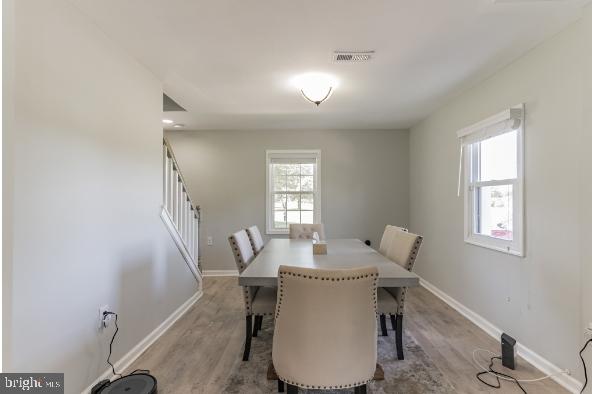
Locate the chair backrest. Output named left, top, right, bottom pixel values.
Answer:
left=384, top=231, right=422, bottom=315
left=273, top=265, right=378, bottom=390
left=385, top=230, right=423, bottom=271
left=228, top=230, right=255, bottom=273
left=228, top=230, right=258, bottom=316
left=288, top=223, right=326, bottom=240
left=378, top=225, right=408, bottom=255
left=246, top=225, right=265, bottom=255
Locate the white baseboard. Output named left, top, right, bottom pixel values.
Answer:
left=419, top=277, right=583, bottom=394
left=203, top=269, right=239, bottom=277
left=81, top=291, right=202, bottom=394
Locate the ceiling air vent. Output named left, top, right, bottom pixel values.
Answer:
left=332, top=51, right=374, bottom=63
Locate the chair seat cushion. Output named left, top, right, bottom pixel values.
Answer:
left=252, top=287, right=277, bottom=315
left=377, top=287, right=400, bottom=315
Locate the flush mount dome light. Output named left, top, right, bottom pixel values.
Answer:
left=292, top=72, right=338, bottom=106
left=162, top=119, right=174, bottom=124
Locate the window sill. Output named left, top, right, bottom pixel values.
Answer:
left=266, top=228, right=289, bottom=235
left=464, top=238, right=524, bottom=257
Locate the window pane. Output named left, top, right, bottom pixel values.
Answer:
left=477, top=130, right=517, bottom=181
left=301, top=176, right=314, bottom=192
left=273, top=173, right=287, bottom=192
left=286, top=164, right=300, bottom=176
left=287, top=194, right=299, bottom=210
left=274, top=194, right=287, bottom=210
left=274, top=210, right=287, bottom=228
left=301, top=193, right=314, bottom=210
left=301, top=211, right=314, bottom=224
left=475, top=184, right=513, bottom=240
left=301, top=163, right=314, bottom=175
left=286, top=176, right=300, bottom=191
left=286, top=211, right=300, bottom=224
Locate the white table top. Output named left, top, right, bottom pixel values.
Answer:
left=238, top=238, right=420, bottom=288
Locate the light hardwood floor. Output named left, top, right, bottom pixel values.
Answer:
left=128, top=277, right=567, bottom=393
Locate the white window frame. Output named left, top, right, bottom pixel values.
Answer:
left=266, top=149, right=321, bottom=235
left=459, top=105, right=525, bottom=256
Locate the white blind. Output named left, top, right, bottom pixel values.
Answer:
left=270, top=158, right=317, bottom=164
left=457, top=107, right=523, bottom=145
left=456, top=105, right=524, bottom=196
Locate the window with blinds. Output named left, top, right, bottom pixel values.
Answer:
left=458, top=105, right=524, bottom=256
left=266, top=150, right=321, bottom=234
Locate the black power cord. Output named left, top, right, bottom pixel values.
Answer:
left=103, top=312, right=121, bottom=379
left=91, top=313, right=153, bottom=394
left=580, top=338, right=592, bottom=394
left=476, top=356, right=527, bottom=393
left=103, top=312, right=151, bottom=379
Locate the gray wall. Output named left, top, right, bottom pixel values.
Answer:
left=166, top=130, right=409, bottom=272
left=3, top=1, right=198, bottom=392
left=409, top=6, right=591, bottom=383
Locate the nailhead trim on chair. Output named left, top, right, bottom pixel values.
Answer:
left=275, top=268, right=378, bottom=389
left=246, top=228, right=264, bottom=256
left=277, top=378, right=373, bottom=390
left=229, top=234, right=255, bottom=316
left=377, top=235, right=424, bottom=316
left=396, top=235, right=423, bottom=314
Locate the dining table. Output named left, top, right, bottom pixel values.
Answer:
left=238, top=238, right=420, bottom=288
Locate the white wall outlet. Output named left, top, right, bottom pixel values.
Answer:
left=207, top=236, right=213, bottom=246
left=99, top=305, right=114, bottom=329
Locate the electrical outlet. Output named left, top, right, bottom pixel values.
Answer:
left=586, top=322, right=592, bottom=339
left=207, top=236, right=213, bottom=246
left=99, top=305, right=114, bottom=329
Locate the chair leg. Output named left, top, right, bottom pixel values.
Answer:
left=278, top=380, right=284, bottom=392
left=257, top=315, right=263, bottom=331
left=390, top=314, right=397, bottom=331
left=354, top=385, right=367, bottom=394
left=253, top=315, right=261, bottom=337
left=286, top=383, right=298, bottom=393
left=396, top=314, right=404, bottom=360
left=380, top=314, right=388, bottom=336
left=242, top=315, right=253, bottom=361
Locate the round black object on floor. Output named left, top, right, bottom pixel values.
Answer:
left=99, top=374, right=157, bottom=394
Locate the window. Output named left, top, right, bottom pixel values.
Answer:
left=266, top=150, right=321, bottom=234
left=459, top=105, right=524, bottom=256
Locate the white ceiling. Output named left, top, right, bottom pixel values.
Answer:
left=72, top=0, right=590, bottom=130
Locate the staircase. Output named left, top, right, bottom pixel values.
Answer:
left=161, top=138, right=202, bottom=281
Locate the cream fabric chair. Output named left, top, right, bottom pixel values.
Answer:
left=377, top=229, right=423, bottom=360
left=378, top=225, right=408, bottom=255
left=273, top=265, right=378, bottom=394
left=288, top=223, right=326, bottom=240
left=228, top=229, right=276, bottom=361
left=246, top=225, right=265, bottom=255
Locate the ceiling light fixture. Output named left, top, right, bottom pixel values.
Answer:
left=173, top=124, right=185, bottom=128
left=292, top=72, right=338, bottom=106
left=162, top=119, right=174, bottom=124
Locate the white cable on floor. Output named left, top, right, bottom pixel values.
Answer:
left=472, top=348, right=569, bottom=383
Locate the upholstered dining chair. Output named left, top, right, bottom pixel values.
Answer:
left=273, top=265, right=378, bottom=394
left=246, top=225, right=265, bottom=255
left=288, top=223, right=326, bottom=240
left=228, top=229, right=276, bottom=361
left=378, top=225, right=408, bottom=255
left=377, top=229, right=423, bottom=360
